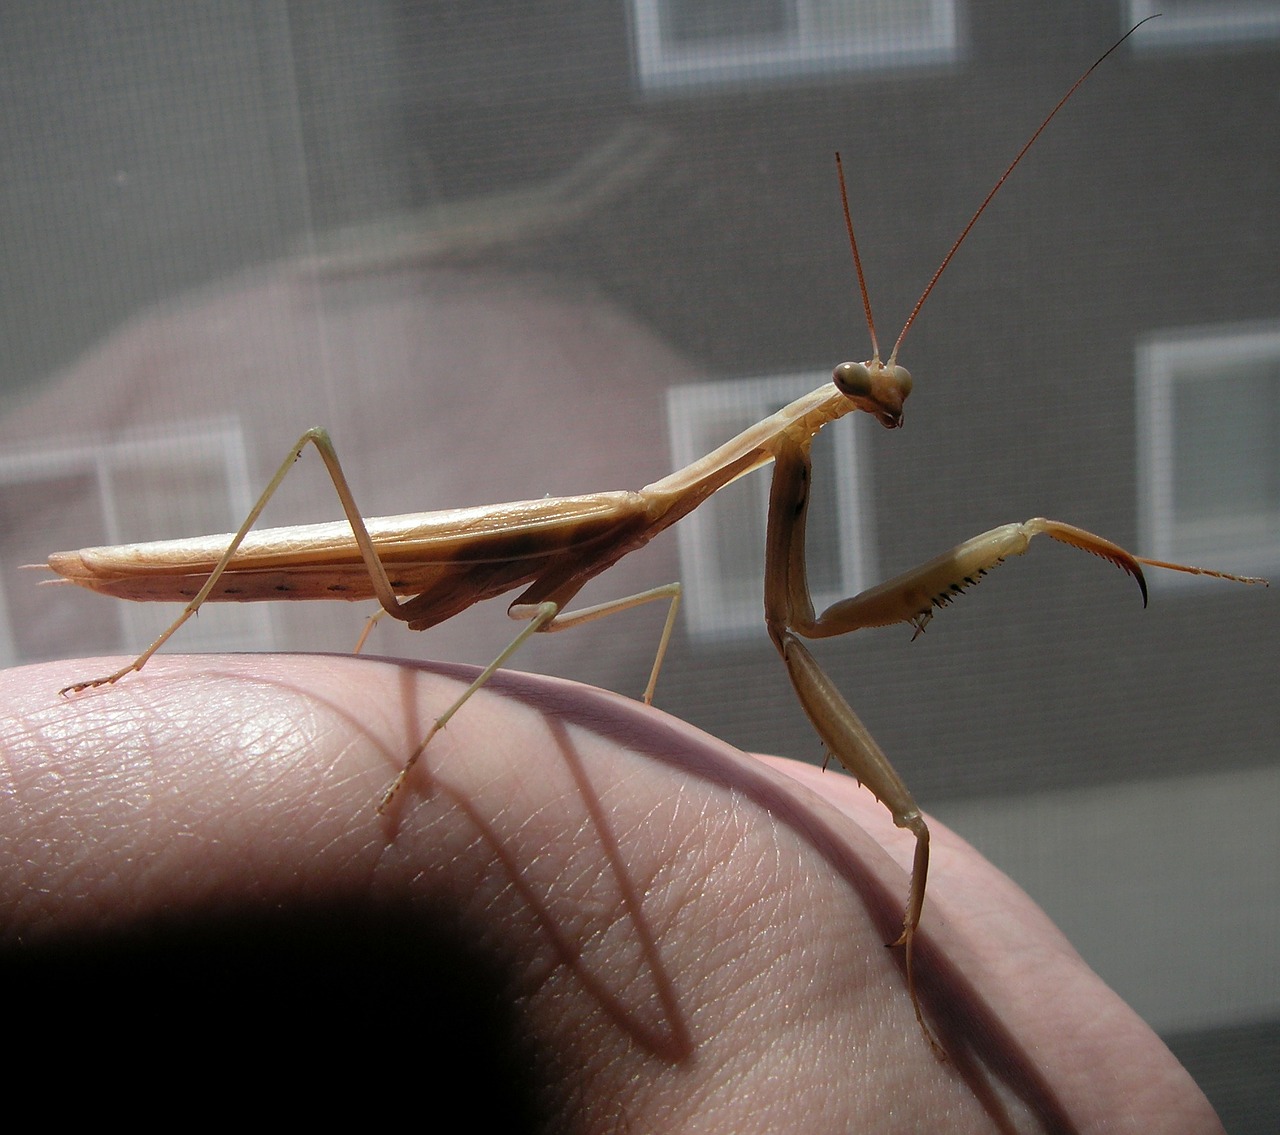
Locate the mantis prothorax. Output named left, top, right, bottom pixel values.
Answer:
left=45, top=18, right=1263, bottom=1049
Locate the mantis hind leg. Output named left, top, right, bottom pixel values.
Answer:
left=377, top=599, right=561, bottom=812
left=60, top=428, right=422, bottom=696
left=510, top=581, right=682, bottom=705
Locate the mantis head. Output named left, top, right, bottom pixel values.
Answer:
left=833, top=358, right=912, bottom=429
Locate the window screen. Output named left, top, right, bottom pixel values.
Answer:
left=1, top=6, right=1274, bottom=1124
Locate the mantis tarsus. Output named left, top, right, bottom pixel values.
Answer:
left=45, top=19, right=1264, bottom=1049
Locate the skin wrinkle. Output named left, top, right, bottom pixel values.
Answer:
left=156, top=683, right=351, bottom=882
left=107, top=672, right=309, bottom=826
left=8, top=699, right=168, bottom=919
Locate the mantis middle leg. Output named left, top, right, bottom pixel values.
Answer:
left=379, top=580, right=682, bottom=812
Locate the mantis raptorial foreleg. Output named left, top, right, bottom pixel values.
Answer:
left=765, top=433, right=936, bottom=1044
left=759, top=430, right=1228, bottom=1048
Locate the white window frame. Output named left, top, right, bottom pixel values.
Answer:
left=1136, top=321, right=1280, bottom=588
left=630, top=0, right=960, bottom=94
left=0, top=417, right=274, bottom=665
left=666, top=372, right=877, bottom=639
left=1127, top=1, right=1280, bottom=50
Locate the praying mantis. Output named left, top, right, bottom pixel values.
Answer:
left=43, top=20, right=1264, bottom=1048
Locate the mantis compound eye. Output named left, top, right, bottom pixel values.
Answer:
left=832, top=360, right=871, bottom=397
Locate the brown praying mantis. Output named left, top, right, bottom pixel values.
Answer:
left=44, top=21, right=1264, bottom=1048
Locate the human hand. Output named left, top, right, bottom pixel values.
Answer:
left=0, top=656, right=1221, bottom=1132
